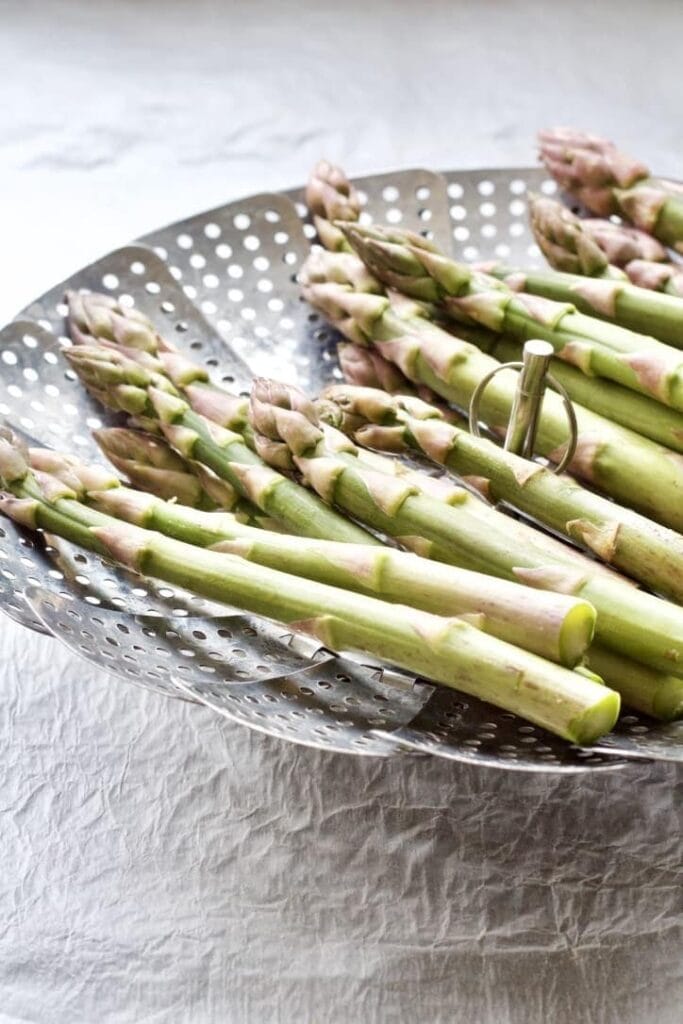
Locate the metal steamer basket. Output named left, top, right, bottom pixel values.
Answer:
left=2, top=166, right=681, bottom=771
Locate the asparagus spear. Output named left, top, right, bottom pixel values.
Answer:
left=538, top=127, right=683, bottom=253
left=583, top=646, right=683, bottom=722
left=37, top=446, right=600, bottom=667
left=339, top=340, right=419, bottom=392
left=0, top=434, right=617, bottom=743
left=249, top=376, right=683, bottom=678
left=339, top=220, right=683, bottom=414
left=502, top=194, right=683, bottom=346
left=337, top=342, right=467, bottom=427
left=63, top=342, right=378, bottom=545
left=319, top=383, right=683, bottom=602
left=305, top=160, right=362, bottom=253
left=301, top=249, right=683, bottom=532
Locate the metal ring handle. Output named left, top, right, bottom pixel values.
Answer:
left=468, top=361, right=578, bottom=475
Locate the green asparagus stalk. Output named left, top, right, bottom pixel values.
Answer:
left=249, top=376, right=683, bottom=679
left=92, top=481, right=683, bottom=715
left=37, top=446, right=597, bottom=667
left=0, top=434, right=618, bottom=743
left=305, top=160, right=362, bottom=253
left=339, top=220, right=683, bottom=413
left=583, top=645, right=683, bottom=722
left=301, top=248, right=683, bottom=532
left=318, top=383, right=683, bottom=602
left=63, top=342, right=378, bottom=545
left=492, top=194, right=683, bottom=346
left=338, top=340, right=419, bottom=393
left=538, top=127, right=683, bottom=253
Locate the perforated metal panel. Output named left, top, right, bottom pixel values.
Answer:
left=5, top=165, right=679, bottom=770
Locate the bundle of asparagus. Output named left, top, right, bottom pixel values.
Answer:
left=63, top=296, right=376, bottom=546
left=317, top=383, right=683, bottom=603
left=301, top=249, right=683, bottom=530
left=31, top=439, right=601, bottom=667
left=494, top=194, right=683, bottom=345
left=338, top=220, right=683, bottom=414
left=538, top=127, right=683, bottom=253
left=0, top=430, right=619, bottom=743
left=248, top=377, right=683, bottom=688
left=308, top=160, right=683, bottom=447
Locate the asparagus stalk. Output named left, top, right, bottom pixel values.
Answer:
left=305, top=160, right=362, bottom=253
left=339, top=220, right=683, bottom=414
left=38, top=447, right=598, bottom=667
left=319, top=383, right=683, bottom=602
left=0, top=434, right=617, bottom=743
left=538, top=127, right=683, bottom=253
left=498, top=194, right=683, bottom=346
left=337, top=342, right=467, bottom=428
left=583, top=646, right=683, bottom=722
left=301, top=248, right=683, bottom=532
left=339, top=340, right=419, bottom=392
left=249, top=376, right=683, bottom=679
left=63, top=342, right=378, bottom=545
